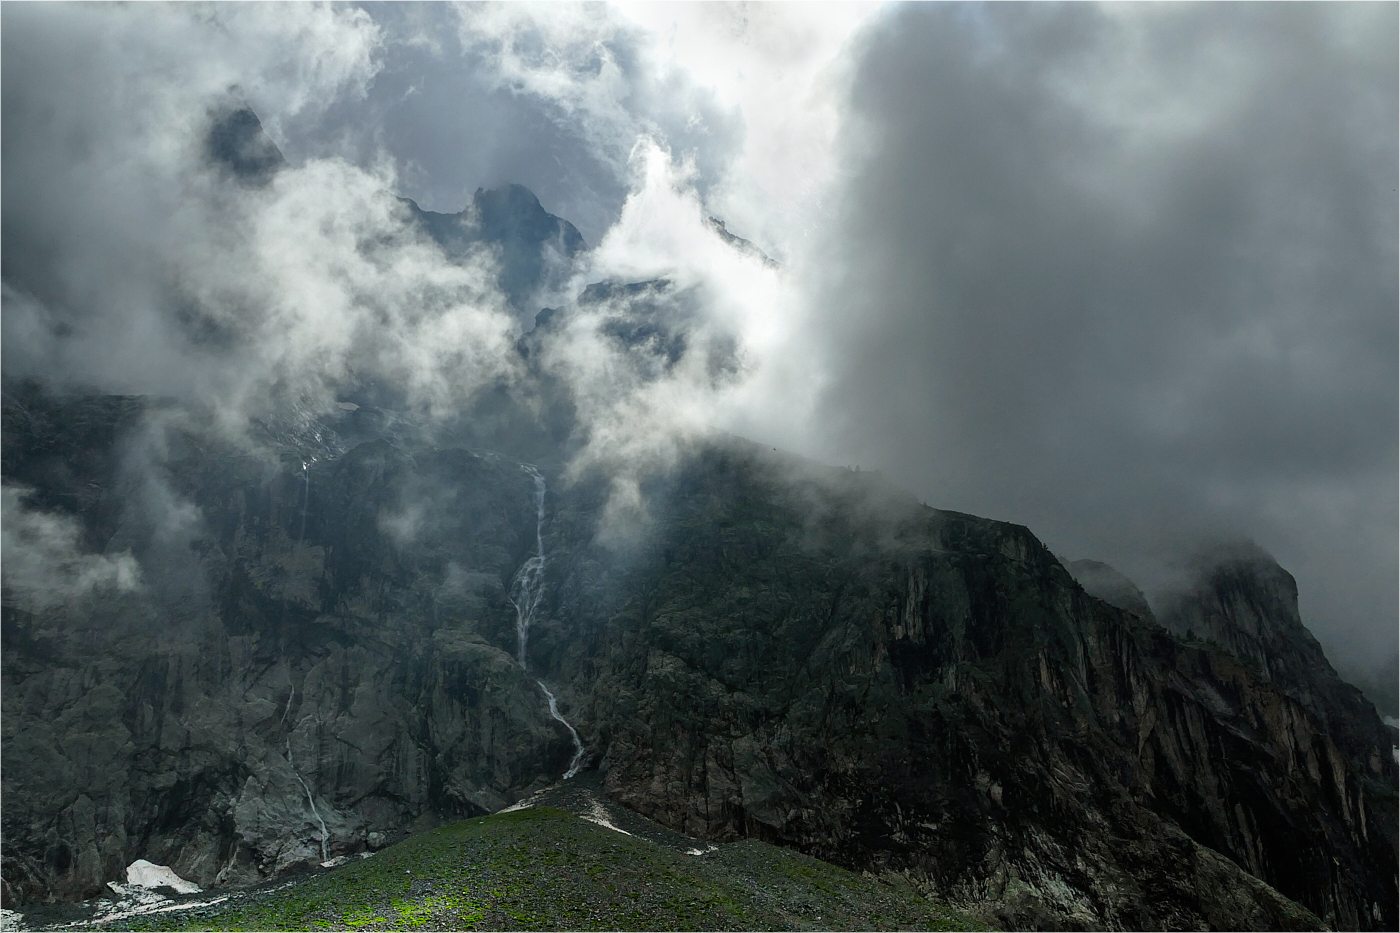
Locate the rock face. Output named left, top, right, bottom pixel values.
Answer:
left=205, top=106, right=287, bottom=185
left=1, top=389, right=581, bottom=904
left=5, top=399, right=1393, bottom=930
left=1155, top=543, right=1387, bottom=746
left=531, top=447, right=1397, bottom=930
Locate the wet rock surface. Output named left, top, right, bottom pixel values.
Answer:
left=1, top=388, right=580, bottom=905
left=2, top=388, right=1395, bottom=930
left=541, top=446, right=1395, bottom=930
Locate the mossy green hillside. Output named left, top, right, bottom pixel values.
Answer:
left=119, top=807, right=984, bottom=931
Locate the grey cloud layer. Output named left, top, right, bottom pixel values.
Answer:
left=808, top=2, right=1397, bottom=673
left=2, top=1, right=1394, bottom=688
left=0, top=2, right=769, bottom=566
left=1, top=2, right=524, bottom=426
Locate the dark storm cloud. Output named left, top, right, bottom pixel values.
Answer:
left=4, top=0, right=1393, bottom=688
left=808, top=2, right=1397, bottom=674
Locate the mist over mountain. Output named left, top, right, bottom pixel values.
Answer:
left=2, top=4, right=1396, bottom=931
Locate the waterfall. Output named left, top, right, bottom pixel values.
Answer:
left=285, top=736, right=329, bottom=863
left=508, top=466, right=547, bottom=670
left=281, top=661, right=327, bottom=862
left=507, top=463, right=585, bottom=780
left=298, top=459, right=312, bottom=545
left=537, top=680, right=585, bottom=779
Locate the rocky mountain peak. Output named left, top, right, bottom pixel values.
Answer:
left=1157, top=541, right=1326, bottom=684
left=1154, top=540, right=1392, bottom=772
left=401, top=183, right=585, bottom=313
left=205, top=106, right=286, bottom=184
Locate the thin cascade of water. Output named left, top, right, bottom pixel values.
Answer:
left=285, top=735, right=329, bottom=863
left=507, top=464, right=585, bottom=780
left=298, top=460, right=311, bottom=545
left=508, top=465, right=547, bottom=671
left=537, top=680, right=586, bottom=779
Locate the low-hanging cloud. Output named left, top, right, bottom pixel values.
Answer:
left=2, top=2, right=1394, bottom=692
left=2, top=2, right=522, bottom=432
left=800, top=2, right=1397, bottom=675
left=1, top=485, right=142, bottom=612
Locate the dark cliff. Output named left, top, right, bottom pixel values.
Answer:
left=541, top=446, right=1397, bottom=930
left=1155, top=543, right=1390, bottom=755
left=2, top=389, right=1395, bottom=930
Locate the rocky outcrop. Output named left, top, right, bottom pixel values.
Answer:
left=402, top=184, right=586, bottom=312
left=1, top=389, right=579, bottom=904
left=3, top=392, right=1396, bottom=930
left=536, top=446, right=1397, bottom=930
left=205, top=106, right=287, bottom=185
left=1156, top=543, right=1394, bottom=772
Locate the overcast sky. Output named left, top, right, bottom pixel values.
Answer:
left=3, top=2, right=1395, bottom=682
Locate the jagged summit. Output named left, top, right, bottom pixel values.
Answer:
left=475, top=184, right=586, bottom=256
left=402, top=184, right=585, bottom=312
left=706, top=216, right=778, bottom=266
left=205, top=106, right=286, bottom=184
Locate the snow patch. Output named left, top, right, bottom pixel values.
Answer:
left=126, top=859, right=201, bottom=894
left=582, top=801, right=633, bottom=837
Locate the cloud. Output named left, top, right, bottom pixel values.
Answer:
left=536, top=141, right=794, bottom=477
left=799, top=1, right=1397, bottom=672
left=3, top=0, right=1393, bottom=687
left=1, top=485, right=142, bottom=611
left=455, top=2, right=743, bottom=233
left=2, top=2, right=520, bottom=431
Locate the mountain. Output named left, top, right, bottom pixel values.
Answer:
left=2, top=384, right=1395, bottom=930
left=1155, top=543, right=1393, bottom=756
left=402, top=185, right=586, bottom=313
left=2, top=132, right=1396, bottom=929
left=205, top=107, right=287, bottom=185
left=208, top=103, right=585, bottom=314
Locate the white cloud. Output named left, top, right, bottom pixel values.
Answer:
left=1, top=485, right=142, bottom=611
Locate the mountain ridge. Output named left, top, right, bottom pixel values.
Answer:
left=2, top=119, right=1396, bottom=928
left=2, top=388, right=1394, bottom=929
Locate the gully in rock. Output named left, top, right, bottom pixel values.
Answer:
left=279, top=677, right=330, bottom=864
left=286, top=736, right=329, bottom=865
left=279, top=463, right=330, bottom=863
left=537, top=680, right=586, bottom=780
left=508, top=464, right=586, bottom=780
left=299, top=460, right=310, bottom=544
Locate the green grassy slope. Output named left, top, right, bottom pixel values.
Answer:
left=118, top=807, right=983, bottom=931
